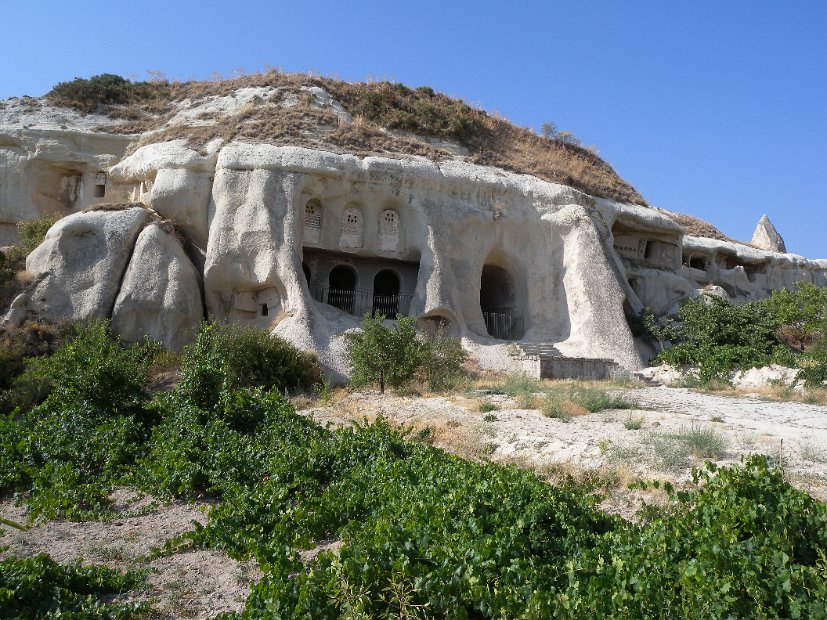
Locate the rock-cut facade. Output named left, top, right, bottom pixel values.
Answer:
left=2, top=95, right=825, bottom=380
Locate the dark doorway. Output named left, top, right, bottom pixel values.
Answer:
left=372, top=270, right=400, bottom=318
left=328, top=265, right=357, bottom=314
left=480, top=264, right=517, bottom=339
left=302, top=262, right=311, bottom=285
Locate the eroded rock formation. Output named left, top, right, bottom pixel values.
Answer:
left=2, top=86, right=825, bottom=375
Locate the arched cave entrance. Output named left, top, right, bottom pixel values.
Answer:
left=328, top=265, right=356, bottom=314
left=372, top=270, right=400, bottom=318
left=480, top=264, right=521, bottom=340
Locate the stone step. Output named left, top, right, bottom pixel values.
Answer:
left=511, top=343, right=564, bottom=358
left=510, top=343, right=623, bottom=380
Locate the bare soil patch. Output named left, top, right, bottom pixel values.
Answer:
left=0, top=489, right=260, bottom=619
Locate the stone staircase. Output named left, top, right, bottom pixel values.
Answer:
left=510, top=343, right=623, bottom=380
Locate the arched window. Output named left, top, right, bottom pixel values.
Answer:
left=339, top=206, right=363, bottom=249
left=372, top=270, right=400, bottom=318
left=328, top=265, right=357, bottom=314
left=378, top=209, right=400, bottom=252
left=304, top=199, right=322, bottom=244
left=480, top=264, right=520, bottom=340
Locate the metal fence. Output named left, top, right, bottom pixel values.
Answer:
left=310, top=284, right=412, bottom=318
left=482, top=311, right=513, bottom=340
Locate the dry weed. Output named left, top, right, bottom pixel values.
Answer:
left=61, top=69, right=644, bottom=204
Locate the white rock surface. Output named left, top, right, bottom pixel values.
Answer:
left=24, top=207, right=151, bottom=321
left=111, top=222, right=203, bottom=351
left=635, top=364, right=686, bottom=386
left=751, top=214, right=786, bottom=253
left=3, top=87, right=827, bottom=378
left=730, top=364, right=800, bottom=389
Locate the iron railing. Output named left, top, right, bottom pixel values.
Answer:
left=310, top=284, right=412, bottom=318
left=482, top=311, right=513, bottom=340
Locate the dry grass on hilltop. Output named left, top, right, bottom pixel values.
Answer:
left=665, top=210, right=734, bottom=242
left=46, top=71, right=646, bottom=205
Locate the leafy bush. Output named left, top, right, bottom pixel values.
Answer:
left=23, top=319, right=157, bottom=421
left=346, top=315, right=425, bottom=394
left=0, top=321, right=158, bottom=518
left=0, top=554, right=144, bottom=618
left=566, top=458, right=827, bottom=617
left=419, top=328, right=467, bottom=391
left=135, top=388, right=303, bottom=500
left=627, top=307, right=677, bottom=351
left=657, top=296, right=783, bottom=381
left=177, top=322, right=320, bottom=407
left=763, top=282, right=827, bottom=341
left=46, top=73, right=164, bottom=113
left=184, top=409, right=826, bottom=617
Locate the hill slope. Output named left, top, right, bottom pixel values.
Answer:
left=44, top=71, right=647, bottom=205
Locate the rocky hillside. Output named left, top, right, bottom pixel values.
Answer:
left=21, top=71, right=644, bottom=205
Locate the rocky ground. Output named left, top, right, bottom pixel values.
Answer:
left=2, top=382, right=826, bottom=617
left=301, top=384, right=827, bottom=512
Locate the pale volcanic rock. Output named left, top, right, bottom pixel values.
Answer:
left=751, top=214, right=787, bottom=253
left=24, top=206, right=151, bottom=322
left=112, top=222, right=204, bottom=351
left=3, top=85, right=827, bottom=379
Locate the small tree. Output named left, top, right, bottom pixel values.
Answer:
left=421, top=328, right=467, bottom=391
left=346, top=315, right=425, bottom=394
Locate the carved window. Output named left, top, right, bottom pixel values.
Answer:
left=339, top=206, right=363, bottom=249
left=304, top=199, right=322, bottom=244
left=379, top=209, right=400, bottom=252
left=94, top=171, right=107, bottom=198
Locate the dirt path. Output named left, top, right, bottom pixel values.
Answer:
left=634, top=386, right=827, bottom=439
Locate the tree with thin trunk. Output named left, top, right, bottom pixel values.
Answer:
left=345, top=314, right=424, bottom=394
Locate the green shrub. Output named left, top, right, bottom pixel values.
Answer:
left=419, top=328, right=467, bottom=391
left=762, top=282, right=827, bottom=345
left=23, top=319, right=157, bottom=421
left=135, top=388, right=302, bottom=500
left=346, top=315, right=425, bottom=393
left=0, top=554, right=144, bottom=618
left=46, top=73, right=164, bottom=113
left=0, top=321, right=158, bottom=518
left=566, top=458, right=827, bottom=617
left=177, top=322, right=320, bottom=407
left=626, top=307, right=676, bottom=351
left=657, top=296, right=783, bottom=381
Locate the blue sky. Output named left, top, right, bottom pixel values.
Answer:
left=2, top=1, right=825, bottom=257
